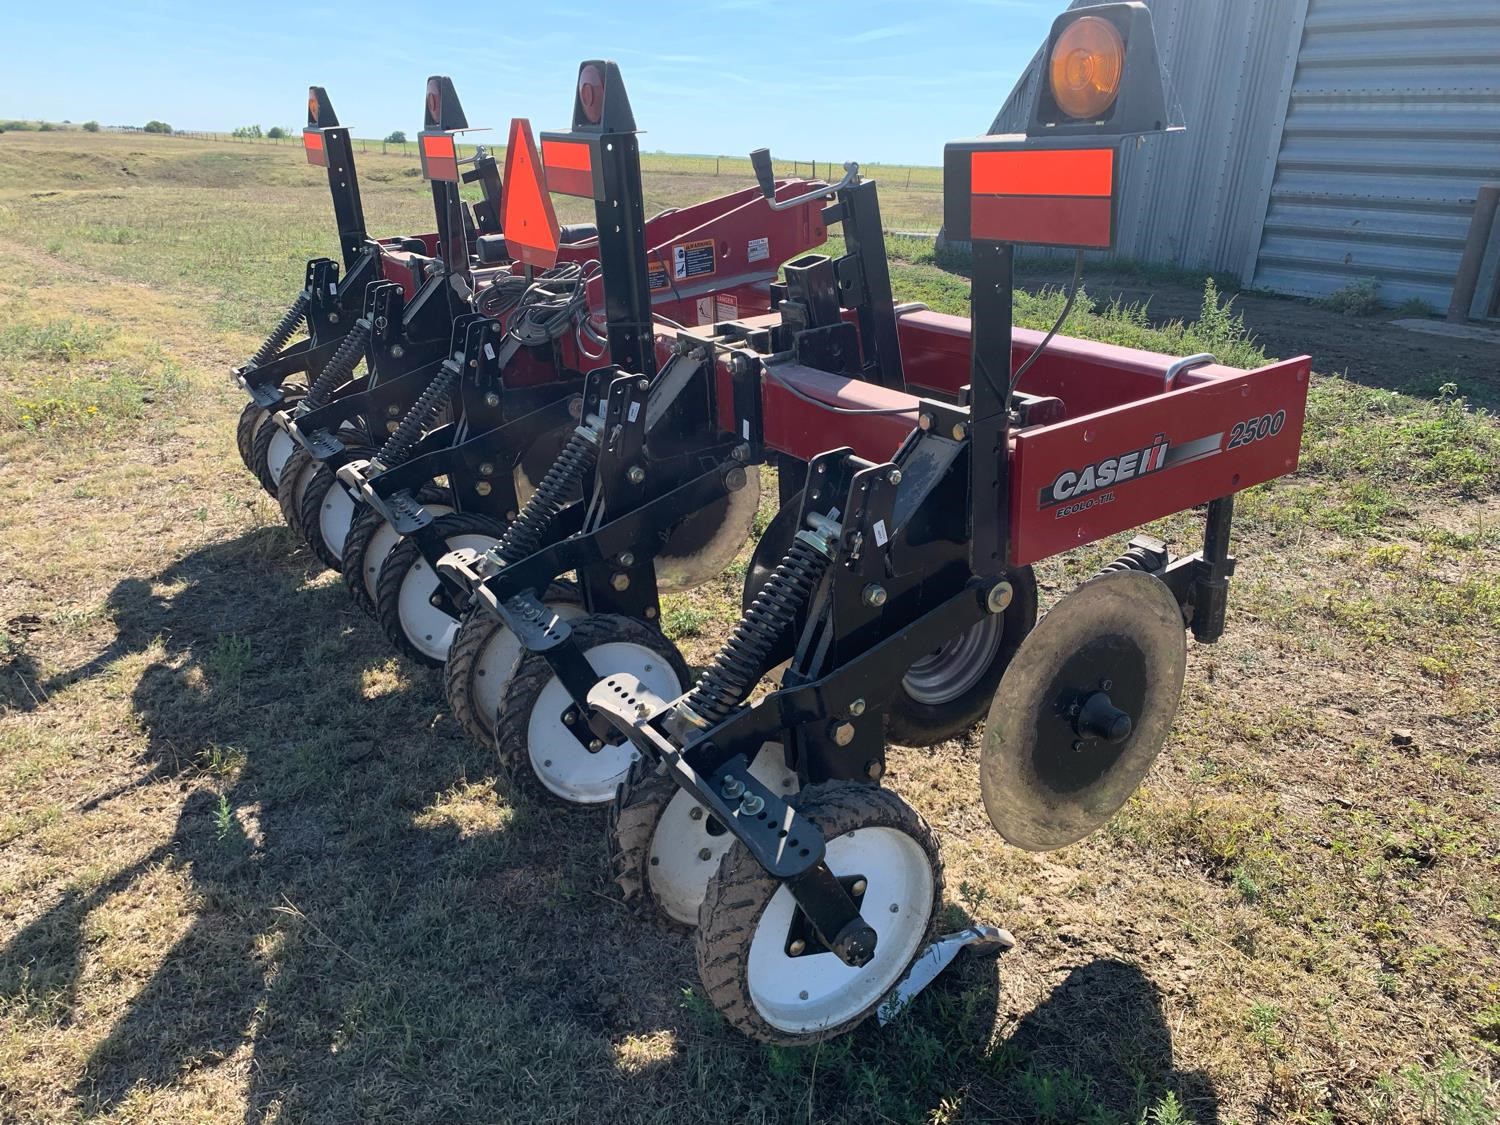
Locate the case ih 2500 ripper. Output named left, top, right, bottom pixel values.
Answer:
left=430, top=3, right=1309, bottom=1044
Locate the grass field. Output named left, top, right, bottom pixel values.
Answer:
left=1, top=129, right=1498, bottom=1124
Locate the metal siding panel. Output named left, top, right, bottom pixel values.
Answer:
left=1251, top=0, right=1500, bottom=306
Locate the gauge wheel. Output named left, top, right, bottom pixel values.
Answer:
left=236, top=401, right=267, bottom=473
left=276, top=448, right=319, bottom=536
left=297, top=443, right=378, bottom=572
left=444, top=581, right=585, bottom=747
left=251, top=415, right=300, bottom=499
left=608, top=745, right=799, bottom=931
left=696, top=782, right=943, bottom=1045
left=340, top=486, right=453, bottom=619
left=374, top=512, right=505, bottom=665
left=495, top=614, right=689, bottom=806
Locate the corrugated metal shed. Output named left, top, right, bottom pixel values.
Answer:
left=1249, top=0, right=1500, bottom=307
left=983, top=0, right=1500, bottom=310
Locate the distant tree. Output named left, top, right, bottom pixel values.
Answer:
left=143, top=120, right=172, bottom=134
left=231, top=124, right=263, bottom=140
left=82, top=120, right=100, bottom=133
left=266, top=126, right=287, bottom=140
left=38, top=122, right=54, bottom=132
left=385, top=130, right=407, bottom=144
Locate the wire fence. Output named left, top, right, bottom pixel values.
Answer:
left=97, top=126, right=944, bottom=190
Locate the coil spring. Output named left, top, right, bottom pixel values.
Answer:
left=374, top=361, right=460, bottom=468
left=1093, top=541, right=1166, bottom=580
left=301, top=319, right=371, bottom=412
left=249, top=291, right=309, bottom=368
left=677, top=534, right=834, bottom=728
left=486, top=425, right=599, bottom=566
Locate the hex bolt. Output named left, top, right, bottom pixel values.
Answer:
left=475, top=481, right=492, bottom=496
left=986, top=581, right=1014, bottom=614
left=862, top=584, right=888, bottom=608
left=390, top=344, right=404, bottom=358
left=618, top=552, right=635, bottom=567
left=479, top=462, right=495, bottom=477
left=731, top=443, right=751, bottom=463
left=865, top=760, right=884, bottom=780
left=698, top=848, right=713, bottom=862
left=721, top=776, right=746, bottom=800
left=740, top=793, right=765, bottom=816
left=469, top=358, right=479, bottom=368
left=849, top=698, right=866, bottom=717
left=887, top=468, right=902, bottom=485
left=386, top=421, right=399, bottom=434
left=588, top=739, right=604, bottom=753
left=627, top=466, right=646, bottom=484
left=611, top=573, right=630, bottom=592
left=831, top=721, right=855, bottom=747
left=918, top=413, right=933, bottom=431
left=563, top=711, right=577, bottom=725
left=851, top=879, right=868, bottom=897
left=951, top=422, right=968, bottom=440
left=789, top=939, right=806, bottom=956
left=637, top=377, right=649, bottom=391
left=386, top=404, right=402, bottom=417
left=484, top=391, right=501, bottom=408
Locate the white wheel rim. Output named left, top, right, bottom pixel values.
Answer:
left=319, top=483, right=358, bottom=561
left=363, top=504, right=454, bottom=602
left=746, top=825, right=933, bottom=1034
left=649, top=745, right=798, bottom=926
left=471, top=601, right=586, bottom=738
left=395, top=532, right=498, bottom=660
left=267, top=429, right=296, bottom=486
left=527, top=641, right=683, bottom=805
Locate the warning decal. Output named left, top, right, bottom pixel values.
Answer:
left=647, top=260, right=670, bottom=292
left=673, top=239, right=716, bottom=281
left=747, top=237, right=769, bottom=263
left=715, top=292, right=739, bottom=322
left=695, top=296, right=714, bottom=325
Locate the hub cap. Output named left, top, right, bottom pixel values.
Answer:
left=394, top=532, right=498, bottom=661
left=746, top=826, right=933, bottom=1033
left=266, top=429, right=296, bottom=488
left=528, top=642, right=683, bottom=804
left=318, top=482, right=358, bottom=562
left=649, top=745, right=798, bottom=926
left=901, top=614, right=1004, bottom=706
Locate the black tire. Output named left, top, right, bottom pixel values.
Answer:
left=695, top=782, right=944, bottom=1045
left=606, top=756, right=694, bottom=933
left=885, top=565, right=1039, bottom=748
left=444, top=580, right=581, bottom=747
left=277, top=447, right=316, bottom=535
left=374, top=512, right=506, bottom=666
left=245, top=384, right=306, bottom=497
left=495, top=614, right=690, bottom=806
left=340, top=484, right=453, bottom=620
left=236, top=401, right=266, bottom=473
left=298, top=443, right=379, bottom=572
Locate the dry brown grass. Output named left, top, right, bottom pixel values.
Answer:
left=1, top=129, right=1497, bottom=1124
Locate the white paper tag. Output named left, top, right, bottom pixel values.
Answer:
left=872, top=519, right=889, bottom=547
left=742, top=419, right=750, bottom=439
left=483, top=342, right=495, bottom=361
left=748, top=237, right=770, bottom=263
left=627, top=401, right=641, bottom=423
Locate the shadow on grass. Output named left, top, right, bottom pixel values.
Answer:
left=2, top=526, right=1217, bottom=1123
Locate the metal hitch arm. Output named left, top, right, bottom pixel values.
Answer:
left=749, top=148, right=853, bottom=211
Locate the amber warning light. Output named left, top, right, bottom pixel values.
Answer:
left=1050, top=15, right=1125, bottom=120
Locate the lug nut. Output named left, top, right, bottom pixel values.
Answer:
left=831, top=721, right=855, bottom=747
left=865, top=759, right=884, bottom=780
left=849, top=698, right=866, bottom=717
left=986, top=580, right=1014, bottom=614
left=740, top=793, right=765, bottom=816
left=862, top=584, right=887, bottom=608
left=788, top=939, right=806, bottom=956
left=611, top=573, right=630, bottom=591
left=721, top=776, right=745, bottom=800
left=887, top=468, right=902, bottom=485
left=627, top=466, right=646, bottom=484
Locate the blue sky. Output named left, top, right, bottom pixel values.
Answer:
left=0, top=0, right=1060, bottom=165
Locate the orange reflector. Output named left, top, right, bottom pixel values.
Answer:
left=502, top=118, right=561, bottom=269
left=303, top=129, right=327, bottom=168
left=542, top=138, right=595, bottom=199
left=971, top=148, right=1113, bottom=198
left=419, top=132, right=459, bottom=182
left=1049, top=15, right=1125, bottom=120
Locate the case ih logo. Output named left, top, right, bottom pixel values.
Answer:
left=1040, top=432, right=1224, bottom=509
